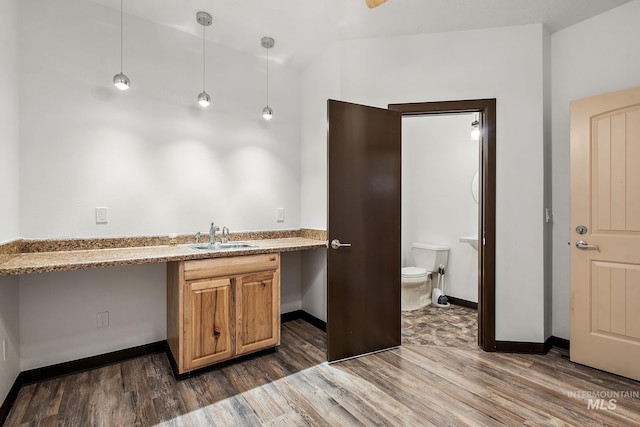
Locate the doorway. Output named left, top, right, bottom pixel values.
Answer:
left=326, top=98, right=496, bottom=361
left=389, top=99, right=496, bottom=351
left=400, top=113, right=480, bottom=348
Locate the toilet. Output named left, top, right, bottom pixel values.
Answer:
left=401, top=243, right=450, bottom=311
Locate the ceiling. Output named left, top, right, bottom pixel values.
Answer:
left=90, top=0, right=632, bottom=68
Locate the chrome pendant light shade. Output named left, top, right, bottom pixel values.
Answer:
left=261, top=37, right=274, bottom=120
left=113, top=73, right=130, bottom=91
left=262, top=106, right=273, bottom=120
left=113, top=0, right=129, bottom=90
left=197, top=11, right=212, bottom=107
left=198, top=91, right=211, bottom=107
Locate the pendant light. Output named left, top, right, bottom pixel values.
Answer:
left=196, top=12, right=212, bottom=107
left=471, top=114, right=480, bottom=141
left=261, top=37, right=275, bottom=120
left=113, top=0, right=130, bottom=90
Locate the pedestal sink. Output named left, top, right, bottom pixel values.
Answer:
left=459, top=236, right=478, bottom=251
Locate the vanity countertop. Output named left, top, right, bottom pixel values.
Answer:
left=0, top=234, right=327, bottom=276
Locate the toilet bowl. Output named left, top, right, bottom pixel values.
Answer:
left=401, top=266, right=430, bottom=311
left=401, top=242, right=449, bottom=311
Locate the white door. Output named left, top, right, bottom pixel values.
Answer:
left=570, top=85, right=640, bottom=381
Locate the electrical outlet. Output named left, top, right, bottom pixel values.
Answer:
left=276, top=208, right=285, bottom=223
left=95, top=207, right=108, bottom=224
left=97, top=311, right=109, bottom=328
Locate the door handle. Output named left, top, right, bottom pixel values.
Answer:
left=576, top=240, right=599, bottom=251
left=330, top=239, right=352, bottom=250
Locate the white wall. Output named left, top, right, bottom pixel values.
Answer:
left=299, top=44, right=341, bottom=322
left=402, top=114, right=479, bottom=303
left=0, top=0, right=21, bottom=406
left=8, top=0, right=305, bottom=369
left=344, top=26, right=547, bottom=343
left=543, top=29, right=553, bottom=340
left=301, top=25, right=547, bottom=342
left=19, top=0, right=301, bottom=238
left=0, top=0, right=20, bottom=244
left=300, top=248, right=328, bottom=321
left=19, top=264, right=166, bottom=370
left=300, top=44, right=340, bottom=230
left=280, top=252, right=302, bottom=314
left=0, top=277, right=20, bottom=405
left=550, top=0, right=640, bottom=339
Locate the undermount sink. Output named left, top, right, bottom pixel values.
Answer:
left=190, top=242, right=256, bottom=251
left=459, top=236, right=479, bottom=251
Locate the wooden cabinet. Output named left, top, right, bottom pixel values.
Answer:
left=167, top=253, right=280, bottom=375
left=183, top=277, right=234, bottom=370
left=236, top=271, right=279, bottom=355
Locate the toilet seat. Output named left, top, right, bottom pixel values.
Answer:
left=401, top=266, right=428, bottom=278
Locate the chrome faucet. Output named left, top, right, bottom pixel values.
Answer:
left=221, top=226, right=230, bottom=243
left=209, top=222, right=219, bottom=245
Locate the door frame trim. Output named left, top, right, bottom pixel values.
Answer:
left=388, top=99, right=496, bottom=351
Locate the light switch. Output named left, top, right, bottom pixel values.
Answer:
left=96, top=207, right=108, bottom=224
left=276, top=208, right=285, bottom=223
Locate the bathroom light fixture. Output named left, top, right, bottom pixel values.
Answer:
left=196, top=11, right=212, bottom=107
left=365, top=0, right=388, bottom=8
left=113, top=0, right=130, bottom=90
left=471, top=115, right=480, bottom=141
left=261, top=37, right=275, bottom=120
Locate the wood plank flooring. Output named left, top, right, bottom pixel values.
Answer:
left=5, top=317, right=640, bottom=426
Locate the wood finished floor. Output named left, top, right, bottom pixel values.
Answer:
left=5, top=315, right=640, bottom=426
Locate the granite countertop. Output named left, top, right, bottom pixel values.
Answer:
left=0, top=232, right=327, bottom=276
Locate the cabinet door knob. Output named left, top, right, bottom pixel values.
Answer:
left=213, top=329, right=221, bottom=338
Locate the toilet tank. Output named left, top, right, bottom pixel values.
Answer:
left=411, top=242, right=449, bottom=272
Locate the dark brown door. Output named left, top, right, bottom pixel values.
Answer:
left=327, top=99, right=402, bottom=362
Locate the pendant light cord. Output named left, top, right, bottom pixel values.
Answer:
left=266, top=45, right=269, bottom=105
left=202, top=24, right=206, bottom=91
left=119, top=0, right=124, bottom=73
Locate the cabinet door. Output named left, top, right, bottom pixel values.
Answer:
left=236, top=271, right=280, bottom=355
left=184, top=278, right=234, bottom=371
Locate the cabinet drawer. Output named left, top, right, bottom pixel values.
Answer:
left=184, top=253, right=279, bottom=281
